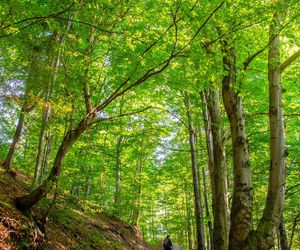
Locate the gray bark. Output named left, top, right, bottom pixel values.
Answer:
left=201, top=88, right=229, bottom=250
left=221, top=41, right=253, bottom=250
left=184, top=93, right=206, bottom=250
left=256, top=13, right=286, bottom=250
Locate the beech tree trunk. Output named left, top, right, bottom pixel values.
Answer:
left=131, top=153, right=142, bottom=225
left=2, top=105, right=26, bottom=171
left=33, top=83, right=51, bottom=187
left=184, top=93, right=206, bottom=250
left=33, top=27, right=68, bottom=187
left=201, top=88, right=229, bottom=250
left=2, top=52, right=37, bottom=170
left=279, top=217, right=289, bottom=250
left=221, top=41, right=253, bottom=250
left=202, top=166, right=214, bottom=250
left=39, top=131, right=52, bottom=184
left=114, top=135, right=123, bottom=209
left=289, top=212, right=300, bottom=250
left=255, top=13, right=286, bottom=250
left=185, top=181, right=194, bottom=250
left=114, top=99, right=125, bottom=212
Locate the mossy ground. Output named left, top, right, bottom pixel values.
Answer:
left=0, top=168, right=152, bottom=250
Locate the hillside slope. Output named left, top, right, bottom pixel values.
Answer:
left=0, top=169, right=152, bottom=250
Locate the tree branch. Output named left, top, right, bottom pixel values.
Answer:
left=89, top=106, right=152, bottom=126
left=278, top=49, right=300, bottom=72
left=243, top=14, right=300, bottom=71
left=0, top=5, right=74, bottom=39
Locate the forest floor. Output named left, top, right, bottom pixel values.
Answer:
left=0, top=168, right=155, bottom=250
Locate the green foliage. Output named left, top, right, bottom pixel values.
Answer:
left=0, top=0, right=300, bottom=248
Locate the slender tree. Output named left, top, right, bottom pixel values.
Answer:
left=184, top=92, right=206, bottom=250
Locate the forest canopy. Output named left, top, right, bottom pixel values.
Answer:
left=0, top=0, right=299, bottom=249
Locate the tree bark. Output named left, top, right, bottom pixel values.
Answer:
left=185, top=180, right=194, bottom=250
left=114, top=135, right=123, bottom=210
left=39, top=131, right=52, bottom=184
left=2, top=105, right=26, bottom=171
left=201, top=88, right=229, bottom=250
left=288, top=212, right=300, bottom=250
left=202, top=166, right=214, bottom=250
left=2, top=50, right=37, bottom=171
left=221, top=41, right=253, bottom=250
left=256, top=13, right=286, bottom=250
left=33, top=28, right=68, bottom=187
left=279, top=216, right=289, bottom=250
left=184, top=93, right=206, bottom=250
left=32, top=83, right=51, bottom=187
left=131, top=152, right=142, bottom=225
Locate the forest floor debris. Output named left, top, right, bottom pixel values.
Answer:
left=0, top=169, right=152, bottom=250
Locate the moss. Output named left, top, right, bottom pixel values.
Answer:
left=0, top=199, right=13, bottom=208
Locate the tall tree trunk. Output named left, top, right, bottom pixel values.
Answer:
left=185, top=180, right=194, bottom=250
left=39, top=131, right=52, bottom=184
left=33, top=24, right=70, bottom=187
left=131, top=153, right=142, bottom=225
left=2, top=51, right=37, bottom=171
left=256, top=13, right=286, bottom=249
left=279, top=217, right=289, bottom=250
left=114, top=99, right=125, bottom=213
left=221, top=41, right=253, bottom=250
left=201, top=88, right=229, bottom=250
left=288, top=212, right=300, bottom=250
left=32, top=83, right=52, bottom=187
left=114, top=135, right=123, bottom=211
left=2, top=104, right=26, bottom=170
left=84, top=175, right=91, bottom=198
left=184, top=93, right=206, bottom=250
left=202, top=166, right=214, bottom=250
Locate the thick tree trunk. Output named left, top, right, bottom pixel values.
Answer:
left=201, top=88, right=229, bottom=250
left=184, top=93, right=206, bottom=250
left=221, top=42, right=253, bottom=250
left=256, top=13, right=286, bottom=250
